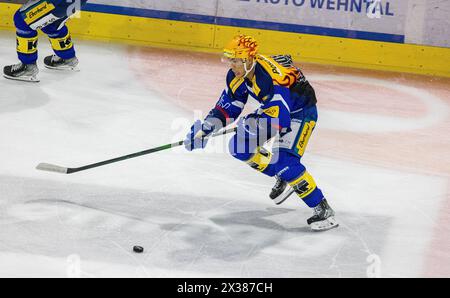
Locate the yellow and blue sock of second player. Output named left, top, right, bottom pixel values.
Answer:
left=14, top=10, right=39, bottom=64
left=42, top=25, right=76, bottom=60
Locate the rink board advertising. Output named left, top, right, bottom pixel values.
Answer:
left=3, top=0, right=449, bottom=47
left=1, top=1, right=449, bottom=77
left=83, top=0, right=406, bottom=43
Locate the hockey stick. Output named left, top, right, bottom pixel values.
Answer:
left=36, top=127, right=237, bottom=174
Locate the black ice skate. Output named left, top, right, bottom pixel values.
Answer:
left=44, top=55, right=79, bottom=71
left=270, top=176, right=289, bottom=205
left=307, top=199, right=338, bottom=231
left=3, top=62, right=39, bottom=82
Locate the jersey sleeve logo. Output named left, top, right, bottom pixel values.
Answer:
left=263, top=106, right=280, bottom=118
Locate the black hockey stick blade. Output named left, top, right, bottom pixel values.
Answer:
left=36, top=163, right=69, bottom=174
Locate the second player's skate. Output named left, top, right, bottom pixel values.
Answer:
left=44, top=55, right=79, bottom=71
left=3, top=62, right=39, bottom=82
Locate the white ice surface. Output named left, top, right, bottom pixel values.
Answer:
left=0, top=31, right=448, bottom=278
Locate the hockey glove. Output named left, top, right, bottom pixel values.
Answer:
left=184, top=119, right=215, bottom=151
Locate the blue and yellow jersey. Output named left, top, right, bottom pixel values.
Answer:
left=208, top=54, right=316, bottom=132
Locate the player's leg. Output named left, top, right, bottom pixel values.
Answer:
left=228, top=119, right=308, bottom=188
left=273, top=106, right=338, bottom=230
left=228, top=116, right=279, bottom=175
left=270, top=107, right=318, bottom=202
left=229, top=106, right=338, bottom=230
left=3, top=9, right=39, bottom=82
left=41, top=0, right=89, bottom=70
left=41, top=20, right=79, bottom=70
left=229, top=106, right=321, bottom=201
left=276, top=152, right=337, bottom=230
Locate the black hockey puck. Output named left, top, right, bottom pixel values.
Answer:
left=133, top=246, right=144, bottom=253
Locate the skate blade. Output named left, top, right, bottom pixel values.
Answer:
left=44, top=64, right=80, bottom=72
left=310, top=216, right=339, bottom=231
left=3, top=74, right=40, bottom=83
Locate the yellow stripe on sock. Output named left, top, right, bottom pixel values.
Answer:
left=49, top=33, right=73, bottom=51
left=288, top=171, right=317, bottom=199
left=17, top=35, right=38, bottom=54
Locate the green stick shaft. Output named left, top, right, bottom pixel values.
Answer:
left=36, top=127, right=237, bottom=174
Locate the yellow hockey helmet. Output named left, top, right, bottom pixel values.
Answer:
left=223, top=35, right=258, bottom=60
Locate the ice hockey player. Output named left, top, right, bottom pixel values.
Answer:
left=3, top=0, right=89, bottom=82
left=184, top=35, right=338, bottom=231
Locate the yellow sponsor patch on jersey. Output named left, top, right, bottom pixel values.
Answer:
left=263, top=106, right=280, bottom=118
left=25, top=2, right=56, bottom=25
left=256, top=54, right=300, bottom=88
left=296, top=121, right=316, bottom=156
left=257, top=55, right=282, bottom=77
